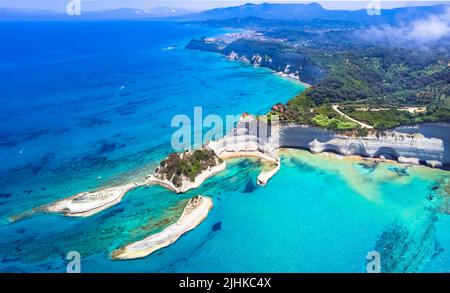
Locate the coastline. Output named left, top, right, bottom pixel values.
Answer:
left=37, top=162, right=225, bottom=218
left=15, top=119, right=447, bottom=223
left=43, top=182, right=142, bottom=218
left=230, top=53, right=312, bottom=88
left=278, top=147, right=450, bottom=205
left=3, top=19, right=450, bottom=273
left=43, top=143, right=446, bottom=219
left=218, top=150, right=278, bottom=163
left=279, top=147, right=450, bottom=176
left=27, top=115, right=447, bottom=220
left=148, top=161, right=227, bottom=194
left=274, top=70, right=312, bottom=88
left=15, top=141, right=279, bottom=220
left=112, top=195, right=213, bottom=260
left=280, top=123, right=446, bottom=168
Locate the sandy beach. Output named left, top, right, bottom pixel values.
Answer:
left=175, top=162, right=226, bottom=193
left=219, top=150, right=278, bottom=163
left=112, top=195, right=213, bottom=260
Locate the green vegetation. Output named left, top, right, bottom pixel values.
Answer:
left=313, top=106, right=359, bottom=130
left=423, top=106, right=450, bottom=123
left=272, top=86, right=450, bottom=132
left=290, top=41, right=450, bottom=130
left=340, top=105, right=450, bottom=129
left=304, top=48, right=450, bottom=109
left=189, top=17, right=450, bottom=131
left=270, top=90, right=360, bottom=131
left=340, top=107, right=412, bottom=129
left=312, top=113, right=358, bottom=130
left=271, top=29, right=450, bottom=130
left=155, top=149, right=222, bottom=187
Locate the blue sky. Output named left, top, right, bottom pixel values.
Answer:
left=0, top=0, right=447, bottom=12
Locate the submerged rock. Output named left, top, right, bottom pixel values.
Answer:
left=387, top=166, right=409, bottom=177
left=0, top=193, right=12, bottom=199
left=212, top=222, right=222, bottom=232
left=373, top=213, right=438, bottom=272
left=357, top=162, right=378, bottom=173
left=243, top=177, right=257, bottom=193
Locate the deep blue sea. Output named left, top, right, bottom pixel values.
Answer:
left=0, top=21, right=449, bottom=273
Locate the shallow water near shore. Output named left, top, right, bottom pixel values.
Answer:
left=1, top=21, right=450, bottom=272
left=2, top=150, right=449, bottom=272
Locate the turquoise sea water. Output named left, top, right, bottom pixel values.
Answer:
left=0, top=21, right=449, bottom=272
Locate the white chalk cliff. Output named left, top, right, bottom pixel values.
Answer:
left=281, top=125, right=445, bottom=167
left=208, top=116, right=446, bottom=168
left=35, top=115, right=447, bottom=220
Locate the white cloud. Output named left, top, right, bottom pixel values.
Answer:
left=362, top=6, right=450, bottom=46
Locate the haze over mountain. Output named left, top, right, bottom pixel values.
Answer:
left=0, top=6, right=193, bottom=21
left=176, top=2, right=448, bottom=25
left=0, top=2, right=447, bottom=23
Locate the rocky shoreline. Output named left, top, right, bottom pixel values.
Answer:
left=38, top=151, right=225, bottom=218
left=280, top=124, right=446, bottom=168
left=148, top=161, right=227, bottom=194
left=9, top=112, right=448, bottom=264
left=186, top=34, right=326, bottom=85
left=44, top=182, right=140, bottom=217
left=209, top=113, right=447, bottom=169
left=31, top=113, right=446, bottom=220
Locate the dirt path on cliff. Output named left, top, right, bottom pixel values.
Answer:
left=332, top=105, right=374, bottom=129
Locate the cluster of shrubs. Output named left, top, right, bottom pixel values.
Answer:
left=155, top=149, right=222, bottom=188
left=270, top=90, right=360, bottom=131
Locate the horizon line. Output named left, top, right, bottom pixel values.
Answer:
left=0, top=1, right=449, bottom=14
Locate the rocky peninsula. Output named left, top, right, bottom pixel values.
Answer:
left=112, top=195, right=213, bottom=260
left=150, top=148, right=226, bottom=194
left=23, top=112, right=447, bottom=221
left=44, top=182, right=140, bottom=217
left=33, top=149, right=225, bottom=219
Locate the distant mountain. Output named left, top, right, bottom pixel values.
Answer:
left=177, top=2, right=448, bottom=25
left=79, top=7, right=194, bottom=20
left=0, top=2, right=447, bottom=23
left=143, top=7, right=194, bottom=18
left=179, top=2, right=329, bottom=21
left=0, top=7, right=194, bottom=21
left=0, top=8, right=61, bottom=20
